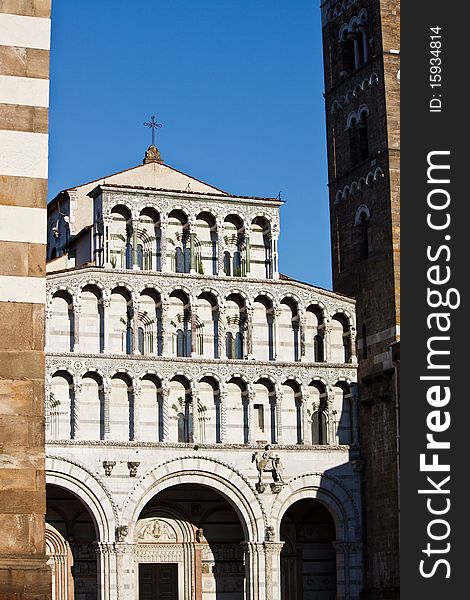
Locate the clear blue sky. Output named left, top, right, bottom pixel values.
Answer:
left=49, top=0, right=331, bottom=289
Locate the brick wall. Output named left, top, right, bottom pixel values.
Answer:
left=321, top=1, right=400, bottom=597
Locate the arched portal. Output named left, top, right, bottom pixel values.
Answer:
left=134, top=483, right=245, bottom=600
left=280, top=499, right=337, bottom=599
left=46, top=484, right=99, bottom=600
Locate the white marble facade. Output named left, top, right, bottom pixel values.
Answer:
left=45, top=150, right=363, bottom=600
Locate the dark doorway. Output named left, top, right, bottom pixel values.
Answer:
left=139, top=563, right=178, bottom=600
left=280, top=499, right=337, bottom=599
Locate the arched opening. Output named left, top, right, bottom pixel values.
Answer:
left=279, top=298, right=300, bottom=362
left=109, top=372, right=134, bottom=441
left=253, top=295, right=274, bottom=361
left=195, top=211, right=218, bottom=275
left=332, top=382, right=353, bottom=445
left=340, top=28, right=355, bottom=73
left=226, top=377, right=248, bottom=444
left=110, top=205, right=133, bottom=269
left=358, top=109, right=369, bottom=161
left=225, top=294, right=246, bottom=359
left=169, top=290, right=191, bottom=357
left=80, top=285, right=104, bottom=353
left=253, top=378, right=277, bottom=444
left=49, top=371, right=74, bottom=440
left=198, top=376, right=221, bottom=444
left=139, top=207, right=161, bottom=271
left=135, top=484, right=245, bottom=600
left=169, top=375, right=192, bottom=443
left=80, top=372, right=104, bottom=440
left=139, top=289, right=162, bottom=356
left=251, top=216, right=272, bottom=278
left=305, top=304, right=325, bottom=362
left=281, top=380, right=302, bottom=445
left=196, top=292, right=219, bottom=359
left=46, top=484, right=99, bottom=599
left=223, top=214, right=245, bottom=277
left=109, top=286, right=133, bottom=354
left=306, top=381, right=328, bottom=445
left=358, top=210, right=370, bottom=260
left=280, top=499, right=337, bottom=599
left=330, top=314, right=351, bottom=363
left=50, top=291, right=74, bottom=352
left=168, top=209, right=190, bottom=273
left=140, top=374, right=164, bottom=442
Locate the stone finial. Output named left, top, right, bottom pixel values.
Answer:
left=143, top=145, right=164, bottom=164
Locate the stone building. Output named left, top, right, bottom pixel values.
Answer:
left=320, top=1, right=400, bottom=598
left=44, top=145, right=363, bottom=599
left=0, top=2, right=52, bottom=599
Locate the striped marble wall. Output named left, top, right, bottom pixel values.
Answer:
left=0, top=1, right=52, bottom=598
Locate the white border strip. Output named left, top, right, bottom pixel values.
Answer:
left=0, top=206, right=46, bottom=243
left=0, top=130, right=48, bottom=179
left=0, top=13, right=50, bottom=50
left=0, top=275, right=45, bottom=303
left=0, top=75, right=49, bottom=108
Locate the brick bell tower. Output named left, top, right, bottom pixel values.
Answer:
left=320, top=1, right=400, bottom=598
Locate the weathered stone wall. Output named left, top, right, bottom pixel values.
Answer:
left=0, top=1, right=51, bottom=598
left=321, top=0, right=400, bottom=597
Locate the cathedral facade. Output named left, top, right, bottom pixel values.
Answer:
left=44, top=147, right=362, bottom=599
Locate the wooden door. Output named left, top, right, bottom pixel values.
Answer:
left=138, top=563, right=178, bottom=600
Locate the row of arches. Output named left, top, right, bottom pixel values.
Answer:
left=46, top=371, right=356, bottom=446
left=48, top=286, right=356, bottom=363
left=97, top=206, right=278, bottom=279
left=45, top=454, right=363, bottom=599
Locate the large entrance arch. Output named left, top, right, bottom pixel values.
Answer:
left=134, top=483, right=246, bottom=600
left=280, top=499, right=336, bottom=599
left=46, top=484, right=99, bottom=599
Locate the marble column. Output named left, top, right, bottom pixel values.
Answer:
left=72, top=378, right=81, bottom=439
left=349, top=326, right=358, bottom=364
left=219, top=388, right=228, bottom=443
left=216, top=219, right=225, bottom=276
left=102, top=297, right=111, bottom=353
left=132, top=383, right=141, bottom=441
left=161, top=301, right=171, bottom=356
left=218, top=305, right=227, bottom=359
left=241, top=542, right=264, bottom=600
left=246, top=307, right=254, bottom=359
left=132, top=297, right=140, bottom=355
left=327, top=386, right=336, bottom=445
left=161, top=385, right=170, bottom=442
left=273, top=308, right=282, bottom=360
left=73, top=303, right=81, bottom=352
left=160, top=216, right=168, bottom=272
left=299, top=315, right=307, bottom=362
left=103, top=382, right=111, bottom=441
left=264, top=542, right=285, bottom=600
left=191, top=386, right=200, bottom=444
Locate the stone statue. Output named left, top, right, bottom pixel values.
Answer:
left=252, top=445, right=284, bottom=492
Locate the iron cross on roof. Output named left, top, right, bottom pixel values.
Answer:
left=144, top=115, right=163, bottom=147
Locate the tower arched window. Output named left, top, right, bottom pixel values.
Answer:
left=358, top=110, right=369, bottom=161
left=360, top=212, right=369, bottom=260
left=348, top=117, right=358, bottom=166
left=138, top=327, right=144, bottom=354
left=341, top=29, right=355, bottom=73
